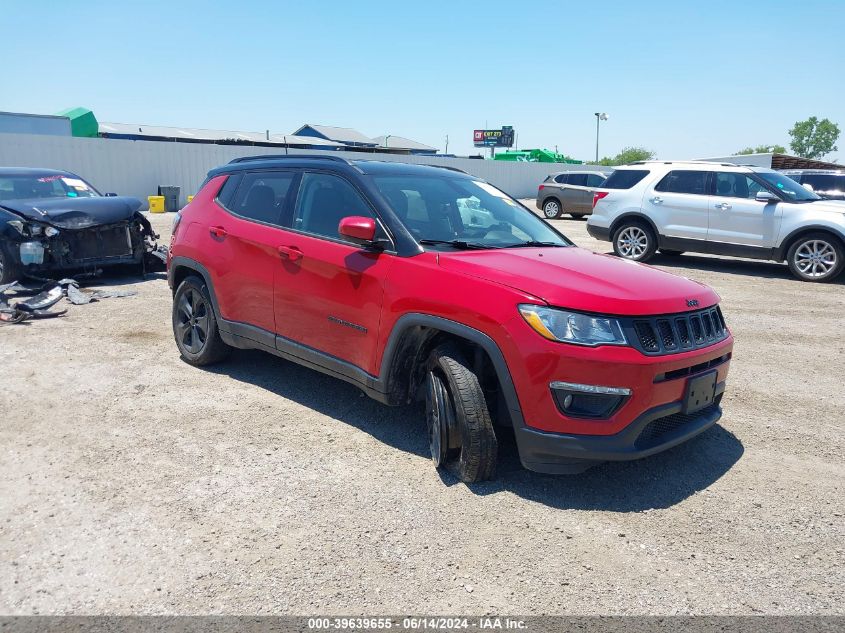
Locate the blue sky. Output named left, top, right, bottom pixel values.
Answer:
left=3, top=0, right=843, bottom=160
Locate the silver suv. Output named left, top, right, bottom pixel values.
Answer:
left=587, top=161, right=845, bottom=282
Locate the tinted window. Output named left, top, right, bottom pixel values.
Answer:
left=216, top=173, right=242, bottom=207
left=601, top=169, right=649, bottom=189
left=568, top=174, right=588, bottom=186
left=756, top=172, right=819, bottom=202
left=554, top=174, right=568, bottom=184
left=293, top=173, right=375, bottom=240
left=229, top=172, right=294, bottom=225
left=713, top=172, right=766, bottom=199
left=801, top=174, right=845, bottom=193
left=586, top=174, right=606, bottom=187
left=654, top=170, right=708, bottom=195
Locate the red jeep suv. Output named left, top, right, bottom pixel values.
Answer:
left=168, top=155, right=733, bottom=482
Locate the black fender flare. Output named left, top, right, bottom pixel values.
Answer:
left=377, top=313, right=525, bottom=427
left=168, top=256, right=223, bottom=316
left=774, top=225, right=845, bottom=261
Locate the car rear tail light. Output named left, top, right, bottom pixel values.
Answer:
left=538, top=184, right=545, bottom=191
left=592, top=191, right=609, bottom=209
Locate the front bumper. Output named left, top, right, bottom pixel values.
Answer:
left=514, top=384, right=725, bottom=474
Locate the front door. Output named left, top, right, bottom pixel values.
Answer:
left=273, top=171, right=394, bottom=375
left=707, top=172, right=782, bottom=247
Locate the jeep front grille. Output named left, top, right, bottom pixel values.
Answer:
left=625, top=306, right=729, bottom=355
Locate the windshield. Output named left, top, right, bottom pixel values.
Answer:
left=0, top=174, right=100, bottom=202
left=757, top=172, right=820, bottom=202
left=372, top=175, right=571, bottom=249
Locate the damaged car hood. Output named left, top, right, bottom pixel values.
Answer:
left=0, top=196, right=143, bottom=229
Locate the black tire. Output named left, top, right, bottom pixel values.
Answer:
left=569, top=213, right=586, bottom=220
left=659, top=249, right=685, bottom=256
left=0, top=243, right=21, bottom=285
left=542, top=199, right=563, bottom=219
left=425, top=343, right=497, bottom=483
left=786, top=232, right=845, bottom=282
left=172, top=275, right=231, bottom=365
left=612, top=220, right=658, bottom=262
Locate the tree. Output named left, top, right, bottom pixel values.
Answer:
left=788, top=117, right=840, bottom=159
left=597, top=146, right=655, bottom=166
left=735, top=144, right=786, bottom=155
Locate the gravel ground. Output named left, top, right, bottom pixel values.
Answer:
left=1, top=206, right=843, bottom=615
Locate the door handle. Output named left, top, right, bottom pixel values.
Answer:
left=278, top=245, right=303, bottom=262
left=651, top=196, right=663, bottom=204
left=715, top=203, right=732, bottom=210
left=209, top=226, right=228, bottom=238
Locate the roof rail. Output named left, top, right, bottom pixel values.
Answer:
left=228, top=154, right=353, bottom=165
left=424, top=164, right=468, bottom=174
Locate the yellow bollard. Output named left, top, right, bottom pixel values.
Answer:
left=187, top=195, right=194, bottom=204
left=148, top=195, right=166, bottom=213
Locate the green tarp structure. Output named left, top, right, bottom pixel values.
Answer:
left=55, top=107, right=98, bottom=138
left=493, top=148, right=581, bottom=164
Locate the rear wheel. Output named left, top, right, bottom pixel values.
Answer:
left=172, top=275, right=231, bottom=365
left=425, top=343, right=497, bottom=483
left=612, top=220, right=657, bottom=262
left=786, top=233, right=844, bottom=282
left=0, top=244, right=21, bottom=285
left=659, top=249, right=684, bottom=256
left=542, top=199, right=563, bottom=219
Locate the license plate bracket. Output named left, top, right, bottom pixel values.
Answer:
left=683, top=370, right=717, bottom=414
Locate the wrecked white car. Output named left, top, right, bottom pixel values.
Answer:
left=0, top=168, right=165, bottom=284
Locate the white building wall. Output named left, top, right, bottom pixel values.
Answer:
left=0, top=133, right=608, bottom=207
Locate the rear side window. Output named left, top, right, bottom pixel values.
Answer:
left=601, top=169, right=650, bottom=189
left=586, top=174, right=606, bottom=187
left=654, top=170, right=708, bottom=195
left=568, top=174, right=588, bottom=186
left=554, top=174, right=568, bottom=184
left=229, top=171, right=295, bottom=225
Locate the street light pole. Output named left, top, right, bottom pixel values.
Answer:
left=594, top=112, right=608, bottom=163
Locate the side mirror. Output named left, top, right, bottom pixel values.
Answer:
left=338, top=216, right=377, bottom=246
left=756, top=191, right=779, bottom=203
left=104, top=192, right=118, bottom=197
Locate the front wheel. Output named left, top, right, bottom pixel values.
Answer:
left=612, top=221, right=657, bottom=262
left=786, top=233, right=844, bottom=282
left=0, top=244, right=21, bottom=285
left=425, top=343, right=497, bottom=483
left=542, top=199, right=563, bottom=219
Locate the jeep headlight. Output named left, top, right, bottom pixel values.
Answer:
left=518, top=304, right=627, bottom=347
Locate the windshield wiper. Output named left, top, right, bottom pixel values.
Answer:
left=418, top=239, right=495, bottom=250
left=502, top=240, right=567, bottom=248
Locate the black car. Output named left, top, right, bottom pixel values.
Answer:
left=0, top=168, right=162, bottom=283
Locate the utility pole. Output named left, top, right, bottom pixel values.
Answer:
left=594, top=112, right=609, bottom=163
left=445, top=134, right=449, bottom=154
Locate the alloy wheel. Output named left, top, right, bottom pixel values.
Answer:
left=794, top=240, right=838, bottom=278
left=617, top=226, right=649, bottom=259
left=175, top=288, right=210, bottom=354
left=543, top=201, right=560, bottom=218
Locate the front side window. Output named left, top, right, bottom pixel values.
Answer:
left=713, top=172, right=769, bottom=200
left=372, top=175, right=570, bottom=250
left=654, top=170, right=708, bottom=195
left=293, top=173, right=376, bottom=240
left=229, top=172, right=294, bottom=225
left=0, top=174, right=99, bottom=201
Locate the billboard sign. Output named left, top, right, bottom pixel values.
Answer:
left=473, top=126, right=515, bottom=148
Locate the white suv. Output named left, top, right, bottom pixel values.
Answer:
left=587, top=161, right=845, bottom=282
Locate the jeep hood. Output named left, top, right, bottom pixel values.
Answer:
left=0, top=196, right=143, bottom=230
left=437, top=246, right=719, bottom=316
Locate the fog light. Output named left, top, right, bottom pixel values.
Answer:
left=550, top=381, right=631, bottom=419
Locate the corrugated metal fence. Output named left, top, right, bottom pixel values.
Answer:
left=0, top=133, right=606, bottom=208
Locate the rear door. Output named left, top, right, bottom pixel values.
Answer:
left=202, top=170, right=297, bottom=336
left=564, top=173, right=594, bottom=214
left=273, top=171, right=394, bottom=375
left=640, top=169, right=710, bottom=240
left=707, top=172, right=782, bottom=247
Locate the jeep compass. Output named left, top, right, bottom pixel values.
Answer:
left=168, top=155, right=733, bottom=482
